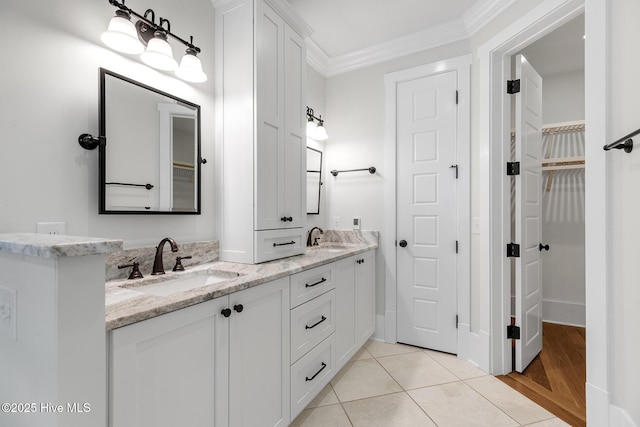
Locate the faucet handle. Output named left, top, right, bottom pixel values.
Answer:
left=118, top=261, right=144, bottom=280
left=173, top=255, right=193, bottom=272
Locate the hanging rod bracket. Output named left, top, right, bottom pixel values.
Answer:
left=604, top=126, right=640, bottom=153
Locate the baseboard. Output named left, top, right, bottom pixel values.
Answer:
left=543, top=299, right=585, bottom=327
left=610, top=405, right=639, bottom=427
left=586, top=382, right=609, bottom=427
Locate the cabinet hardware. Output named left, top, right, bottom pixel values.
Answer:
left=273, top=241, right=296, bottom=247
left=221, top=308, right=232, bottom=318
left=305, top=277, right=326, bottom=288
left=539, top=243, right=550, bottom=251
left=280, top=216, right=293, bottom=222
left=399, top=240, right=407, bottom=248
left=305, top=362, right=327, bottom=382
left=233, top=304, right=244, bottom=313
left=305, top=316, right=327, bottom=330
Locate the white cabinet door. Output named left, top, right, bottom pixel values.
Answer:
left=283, top=24, right=306, bottom=229
left=228, top=277, right=290, bottom=427
left=334, top=251, right=376, bottom=370
left=355, top=250, right=376, bottom=344
left=334, top=256, right=356, bottom=369
left=255, top=0, right=285, bottom=231
left=110, top=297, right=229, bottom=427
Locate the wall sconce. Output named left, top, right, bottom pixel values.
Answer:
left=306, top=106, right=329, bottom=141
left=101, top=0, right=207, bottom=83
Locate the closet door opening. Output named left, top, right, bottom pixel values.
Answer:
left=499, top=13, right=586, bottom=427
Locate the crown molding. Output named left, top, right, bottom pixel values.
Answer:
left=463, top=0, right=518, bottom=35
left=308, top=19, right=469, bottom=77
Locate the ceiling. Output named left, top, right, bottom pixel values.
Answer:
left=286, top=0, right=584, bottom=77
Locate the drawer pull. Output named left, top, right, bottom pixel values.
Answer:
left=305, top=315, right=327, bottom=330
left=305, top=277, right=327, bottom=288
left=273, top=241, right=296, bottom=247
left=305, top=362, right=327, bottom=382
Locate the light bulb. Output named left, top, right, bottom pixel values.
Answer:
left=141, top=32, right=178, bottom=71
left=175, top=48, right=207, bottom=83
left=101, top=11, right=144, bottom=54
left=313, top=123, right=328, bottom=141
left=306, top=119, right=317, bottom=135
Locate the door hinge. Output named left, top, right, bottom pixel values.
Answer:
left=506, top=161, right=520, bottom=176
left=507, top=79, right=521, bottom=94
left=455, top=90, right=459, bottom=105
left=506, top=243, right=520, bottom=258
left=456, top=315, right=459, bottom=329
left=455, top=240, right=459, bottom=254
left=507, top=325, right=521, bottom=339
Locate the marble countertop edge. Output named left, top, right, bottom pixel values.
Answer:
left=0, top=233, right=123, bottom=258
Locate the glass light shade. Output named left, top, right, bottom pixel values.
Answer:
left=175, top=51, right=207, bottom=83
left=101, top=14, right=144, bottom=54
left=141, top=35, right=178, bottom=71
left=306, top=119, right=317, bottom=135
left=313, top=124, right=329, bottom=141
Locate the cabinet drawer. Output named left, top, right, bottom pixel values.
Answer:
left=291, top=289, right=335, bottom=362
left=290, top=263, right=335, bottom=308
left=254, top=228, right=305, bottom=263
left=291, top=334, right=335, bottom=421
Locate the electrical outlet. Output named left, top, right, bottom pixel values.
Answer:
left=37, top=222, right=67, bottom=235
left=0, top=286, right=17, bottom=341
left=333, top=217, right=341, bottom=229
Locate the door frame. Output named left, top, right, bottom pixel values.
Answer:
left=478, top=0, right=611, bottom=424
left=383, top=54, right=471, bottom=358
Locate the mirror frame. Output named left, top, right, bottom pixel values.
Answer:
left=306, top=146, right=323, bottom=215
left=98, top=68, right=202, bottom=215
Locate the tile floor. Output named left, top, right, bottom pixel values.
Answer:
left=291, top=340, right=570, bottom=427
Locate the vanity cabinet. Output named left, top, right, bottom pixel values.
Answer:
left=335, top=251, right=376, bottom=370
left=215, top=0, right=308, bottom=264
left=109, top=277, right=290, bottom=427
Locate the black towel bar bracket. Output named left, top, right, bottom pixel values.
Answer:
left=330, top=166, right=376, bottom=177
left=603, top=127, right=640, bottom=153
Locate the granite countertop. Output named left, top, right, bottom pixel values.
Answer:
left=106, top=231, right=378, bottom=330
left=0, top=233, right=123, bottom=258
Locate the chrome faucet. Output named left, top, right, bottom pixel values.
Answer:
left=151, top=237, right=179, bottom=275
left=306, top=227, right=324, bottom=247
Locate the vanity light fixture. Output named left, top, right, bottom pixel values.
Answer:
left=101, top=0, right=207, bottom=83
left=306, top=106, right=329, bottom=141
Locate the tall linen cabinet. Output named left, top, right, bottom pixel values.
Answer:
left=215, top=0, right=309, bottom=264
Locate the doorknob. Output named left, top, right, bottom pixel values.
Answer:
left=539, top=243, right=550, bottom=251
left=399, top=240, right=407, bottom=248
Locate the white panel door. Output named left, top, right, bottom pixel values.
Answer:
left=396, top=71, right=458, bottom=354
left=514, top=54, right=544, bottom=372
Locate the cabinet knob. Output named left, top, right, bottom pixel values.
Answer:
left=234, top=304, right=244, bottom=313
left=221, top=308, right=232, bottom=318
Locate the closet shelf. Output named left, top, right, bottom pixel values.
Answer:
left=541, top=121, right=585, bottom=191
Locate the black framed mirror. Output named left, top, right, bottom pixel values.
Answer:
left=99, top=68, right=202, bottom=214
left=306, top=147, right=322, bottom=214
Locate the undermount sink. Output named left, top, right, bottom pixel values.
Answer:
left=123, top=270, right=242, bottom=297
left=308, top=243, right=356, bottom=252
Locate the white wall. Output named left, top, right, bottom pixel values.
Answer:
left=609, top=0, right=640, bottom=424
left=540, top=70, right=586, bottom=326
left=0, top=0, right=215, bottom=247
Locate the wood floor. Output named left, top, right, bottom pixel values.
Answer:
left=497, top=322, right=586, bottom=427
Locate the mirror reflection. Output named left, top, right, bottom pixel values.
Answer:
left=99, top=68, right=201, bottom=214
left=306, top=147, right=322, bottom=214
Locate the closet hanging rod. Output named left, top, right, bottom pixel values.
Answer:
left=105, top=182, right=154, bottom=190
left=603, top=127, right=640, bottom=153
left=330, top=167, right=376, bottom=177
